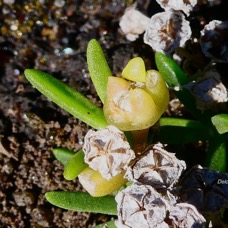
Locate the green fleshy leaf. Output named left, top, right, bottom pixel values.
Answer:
left=45, top=191, right=117, bottom=215
left=53, top=148, right=75, bottom=166
left=64, top=150, right=88, bottom=180
left=155, top=52, right=190, bottom=87
left=155, top=52, right=212, bottom=122
left=95, top=220, right=116, bottom=228
left=87, top=39, right=112, bottom=103
left=205, top=135, right=227, bottom=172
left=24, top=69, right=109, bottom=129
left=159, top=117, right=212, bottom=144
left=211, top=114, right=228, bottom=134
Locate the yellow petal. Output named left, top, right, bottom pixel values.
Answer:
left=122, top=57, right=146, bottom=82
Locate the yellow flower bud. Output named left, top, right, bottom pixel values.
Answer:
left=103, top=58, right=169, bottom=131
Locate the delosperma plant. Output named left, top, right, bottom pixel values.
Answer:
left=24, top=39, right=228, bottom=227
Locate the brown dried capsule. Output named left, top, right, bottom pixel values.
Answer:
left=83, top=125, right=135, bottom=180
left=169, top=203, right=206, bottom=227
left=115, top=183, right=170, bottom=228
left=119, top=7, right=150, bottom=41
left=186, top=71, right=228, bottom=110
left=156, top=0, right=197, bottom=16
left=144, top=11, right=192, bottom=54
left=125, top=143, right=186, bottom=189
left=200, top=20, right=228, bottom=63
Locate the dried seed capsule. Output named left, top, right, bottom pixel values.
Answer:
left=125, top=143, right=186, bottom=189
left=185, top=71, right=228, bottom=110
left=179, top=165, right=228, bottom=226
left=115, top=183, right=170, bottom=228
left=180, top=165, right=228, bottom=212
left=156, top=0, right=197, bottom=16
left=83, top=125, right=135, bottom=180
left=200, top=20, right=228, bottom=63
left=144, top=11, right=191, bottom=54
left=119, top=7, right=150, bottom=41
left=169, top=203, right=206, bottom=227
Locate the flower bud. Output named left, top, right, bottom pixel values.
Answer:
left=103, top=58, right=169, bottom=131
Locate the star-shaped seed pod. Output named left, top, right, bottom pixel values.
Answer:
left=186, top=71, right=228, bottom=110
left=200, top=20, right=228, bottom=63
left=125, top=143, right=186, bottom=189
left=83, top=125, right=135, bottom=180
left=115, top=183, right=170, bottom=228
left=144, top=11, right=191, bottom=54
left=156, top=0, right=197, bottom=16
left=169, top=203, right=206, bottom=227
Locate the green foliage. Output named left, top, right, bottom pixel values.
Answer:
left=63, top=150, right=88, bottom=180
left=211, top=114, right=228, bottom=134
left=205, top=135, right=227, bottom=172
left=159, top=118, right=212, bottom=144
left=53, top=148, right=74, bottom=166
left=45, top=191, right=117, bottom=215
left=87, top=39, right=112, bottom=103
left=24, top=69, right=108, bottom=129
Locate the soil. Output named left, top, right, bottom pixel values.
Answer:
left=0, top=0, right=228, bottom=227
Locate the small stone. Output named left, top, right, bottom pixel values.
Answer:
left=119, top=7, right=150, bottom=41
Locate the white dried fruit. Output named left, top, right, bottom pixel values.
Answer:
left=169, top=203, right=206, bottom=227
left=200, top=20, right=228, bottom=63
left=156, top=0, right=197, bottom=16
left=144, top=11, right=192, bottom=54
left=83, top=125, right=135, bottom=180
left=119, top=7, right=150, bottom=41
left=125, top=143, right=186, bottom=188
left=186, top=71, right=228, bottom=110
left=115, top=183, right=170, bottom=228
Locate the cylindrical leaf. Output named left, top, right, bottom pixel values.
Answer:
left=211, top=114, right=228, bottom=134
left=64, top=150, right=88, bottom=180
left=24, top=69, right=109, bottom=129
left=155, top=52, right=190, bottom=87
left=53, top=148, right=75, bottom=166
left=87, top=39, right=112, bottom=103
left=205, top=135, right=227, bottom=172
left=45, top=191, right=117, bottom=215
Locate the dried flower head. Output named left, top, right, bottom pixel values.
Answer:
left=115, top=183, right=170, bottom=228
left=180, top=165, right=228, bottom=212
left=115, top=183, right=206, bottom=228
left=144, top=11, right=192, bottom=54
left=119, top=7, right=150, bottom=41
left=200, top=20, right=228, bottom=63
left=156, top=0, right=197, bottom=16
left=83, top=125, right=135, bottom=180
left=186, top=71, right=228, bottom=110
left=169, top=203, right=206, bottom=227
left=125, top=143, right=186, bottom=189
